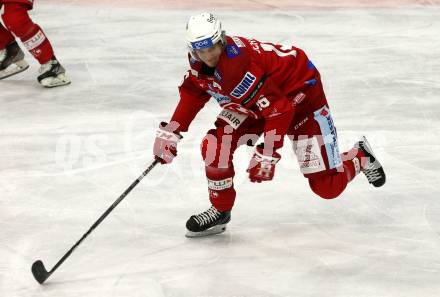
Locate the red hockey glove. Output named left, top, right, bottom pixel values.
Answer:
left=247, top=144, right=281, bottom=183
left=153, top=122, right=182, bottom=164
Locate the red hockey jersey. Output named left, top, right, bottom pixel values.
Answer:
left=170, top=35, right=320, bottom=150
left=0, top=0, right=34, bottom=7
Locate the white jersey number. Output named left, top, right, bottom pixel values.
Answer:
left=261, top=43, right=297, bottom=57
left=256, top=96, right=271, bottom=111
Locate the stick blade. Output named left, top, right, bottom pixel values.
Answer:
left=31, top=260, right=50, bottom=284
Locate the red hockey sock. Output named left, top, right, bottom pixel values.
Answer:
left=2, top=3, right=54, bottom=64
left=341, top=146, right=365, bottom=182
left=206, top=166, right=236, bottom=211
left=21, top=24, right=54, bottom=64
left=0, top=23, right=15, bottom=49
left=209, top=187, right=236, bottom=212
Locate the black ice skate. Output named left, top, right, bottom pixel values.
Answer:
left=357, top=136, right=386, bottom=187
left=0, top=41, right=29, bottom=80
left=186, top=206, right=231, bottom=238
left=37, top=57, right=71, bottom=88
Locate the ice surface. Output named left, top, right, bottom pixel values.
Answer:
left=1, top=1, right=440, bottom=297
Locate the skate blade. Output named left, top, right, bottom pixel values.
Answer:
left=0, top=60, right=29, bottom=80
left=40, top=73, right=71, bottom=88
left=185, top=224, right=228, bottom=238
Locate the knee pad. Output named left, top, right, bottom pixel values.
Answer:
left=200, top=128, right=234, bottom=168
left=201, top=129, right=217, bottom=163
left=2, top=3, right=35, bottom=38
left=308, top=173, right=348, bottom=200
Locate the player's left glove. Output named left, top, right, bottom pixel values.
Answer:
left=247, top=144, right=281, bottom=183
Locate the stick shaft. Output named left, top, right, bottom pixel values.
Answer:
left=48, top=159, right=160, bottom=275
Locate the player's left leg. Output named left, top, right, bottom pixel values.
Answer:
left=1, top=2, right=70, bottom=87
left=289, top=105, right=385, bottom=200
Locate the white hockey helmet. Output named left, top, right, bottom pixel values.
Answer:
left=186, top=12, right=226, bottom=53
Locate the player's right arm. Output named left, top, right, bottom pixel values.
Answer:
left=153, top=70, right=210, bottom=164
left=170, top=70, right=211, bottom=132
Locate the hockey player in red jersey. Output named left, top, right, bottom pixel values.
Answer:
left=0, top=0, right=70, bottom=87
left=153, top=13, right=386, bottom=237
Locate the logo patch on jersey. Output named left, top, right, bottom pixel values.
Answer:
left=231, top=36, right=245, bottom=48
left=230, top=72, right=256, bottom=99
left=207, top=90, right=231, bottom=105
left=226, top=45, right=241, bottom=58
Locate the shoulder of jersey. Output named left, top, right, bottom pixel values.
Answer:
left=224, top=36, right=250, bottom=59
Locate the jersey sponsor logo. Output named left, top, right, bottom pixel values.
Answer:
left=191, top=38, right=214, bottom=50
left=230, top=72, right=256, bottom=98
left=231, top=36, right=245, bottom=48
left=313, top=106, right=342, bottom=169
left=241, top=74, right=267, bottom=105
left=207, top=90, right=231, bottom=105
left=226, top=45, right=240, bottom=58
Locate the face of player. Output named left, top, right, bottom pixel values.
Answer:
left=195, top=43, right=223, bottom=67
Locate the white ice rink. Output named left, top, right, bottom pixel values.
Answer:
left=1, top=1, right=440, bottom=296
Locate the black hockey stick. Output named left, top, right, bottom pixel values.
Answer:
left=31, top=159, right=161, bottom=284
